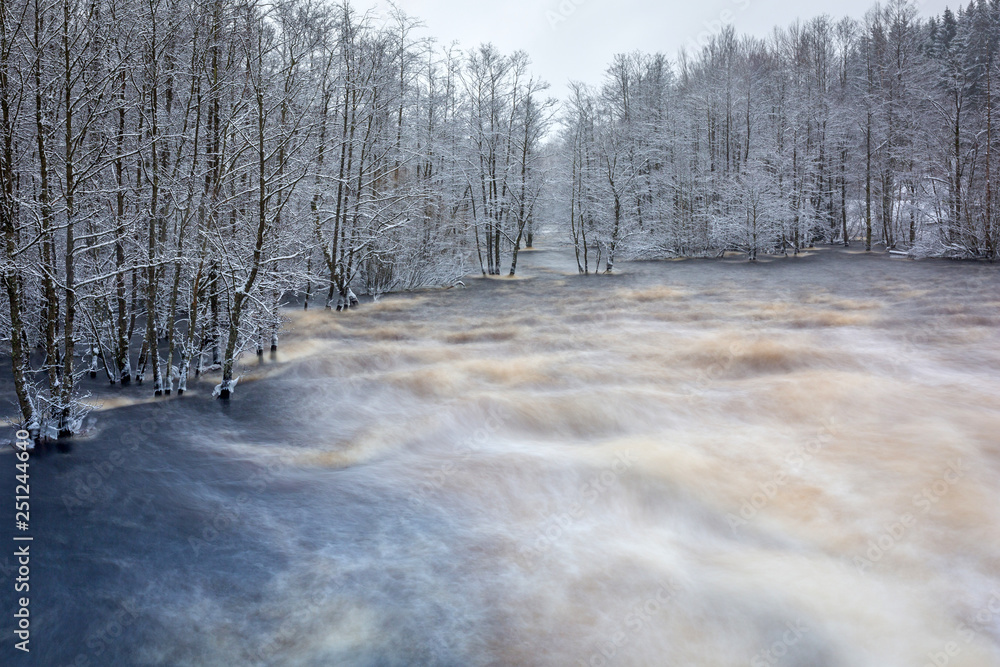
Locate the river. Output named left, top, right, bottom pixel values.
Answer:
left=2, top=241, right=1000, bottom=666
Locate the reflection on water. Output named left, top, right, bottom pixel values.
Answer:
left=3, top=243, right=1000, bottom=666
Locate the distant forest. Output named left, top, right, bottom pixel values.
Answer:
left=0, top=0, right=996, bottom=435
left=559, top=1, right=1000, bottom=268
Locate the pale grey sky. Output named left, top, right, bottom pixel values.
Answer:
left=374, top=0, right=956, bottom=101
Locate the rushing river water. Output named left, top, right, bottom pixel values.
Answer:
left=3, top=241, right=1000, bottom=666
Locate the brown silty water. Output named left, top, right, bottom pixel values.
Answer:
left=24, top=238, right=1000, bottom=666
left=218, top=239, right=1000, bottom=666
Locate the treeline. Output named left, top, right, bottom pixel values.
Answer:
left=0, top=0, right=551, bottom=435
left=5, top=0, right=997, bottom=436
left=557, top=0, right=999, bottom=269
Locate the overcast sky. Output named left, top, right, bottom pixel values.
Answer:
left=373, top=0, right=956, bottom=102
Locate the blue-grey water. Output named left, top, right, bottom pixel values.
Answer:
left=2, top=242, right=1000, bottom=666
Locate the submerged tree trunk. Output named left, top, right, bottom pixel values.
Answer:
left=0, top=6, right=36, bottom=433
left=865, top=110, right=873, bottom=252
left=58, top=0, right=77, bottom=438
left=841, top=148, right=849, bottom=246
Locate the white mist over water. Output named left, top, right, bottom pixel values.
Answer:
left=46, top=242, right=1000, bottom=667
left=170, top=241, right=998, bottom=667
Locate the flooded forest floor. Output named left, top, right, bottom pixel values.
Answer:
left=2, top=241, right=1000, bottom=666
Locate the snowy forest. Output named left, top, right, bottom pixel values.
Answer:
left=1, top=0, right=998, bottom=437
left=560, top=0, right=1000, bottom=270
left=0, top=0, right=553, bottom=436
